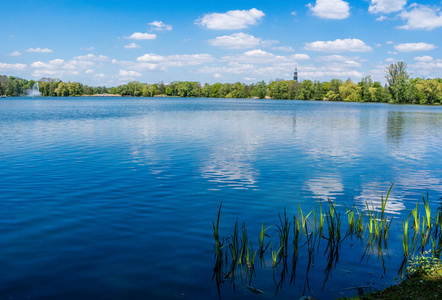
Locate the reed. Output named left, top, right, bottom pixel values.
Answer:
left=355, top=208, right=365, bottom=237
left=422, top=192, right=431, bottom=230
left=271, top=244, right=282, bottom=268
left=258, top=222, right=271, bottom=257
left=343, top=202, right=356, bottom=233
left=213, top=202, right=223, bottom=263
left=401, top=213, right=411, bottom=257
left=277, top=208, right=291, bottom=259
left=229, top=220, right=239, bottom=264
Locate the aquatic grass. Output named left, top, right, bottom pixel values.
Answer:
left=277, top=208, right=290, bottom=259
left=229, top=220, right=239, bottom=264
left=245, top=241, right=257, bottom=268
left=422, top=192, right=431, bottom=230
left=366, top=203, right=374, bottom=238
left=271, top=244, right=282, bottom=268
left=258, top=222, right=271, bottom=258
left=343, top=202, right=357, bottom=234
left=401, top=212, right=412, bottom=257
left=212, top=187, right=442, bottom=293
left=213, top=202, right=223, bottom=265
left=355, top=208, right=365, bottom=238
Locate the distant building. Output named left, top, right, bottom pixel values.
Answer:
left=293, top=67, right=298, bottom=82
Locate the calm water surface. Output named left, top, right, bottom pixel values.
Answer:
left=1, top=97, right=441, bottom=299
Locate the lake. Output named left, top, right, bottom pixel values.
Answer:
left=1, top=97, right=441, bottom=299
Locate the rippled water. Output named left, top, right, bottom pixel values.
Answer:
left=1, top=97, right=441, bottom=299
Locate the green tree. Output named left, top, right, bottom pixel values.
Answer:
left=253, top=81, right=267, bottom=99
left=297, top=80, right=314, bottom=100
left=416, top=79, right=442, bottom=104
left=339, top=80, right=361, bottom=101
left=385, top=61, right=410, bottom=103
left=202, top=83, right=212, bottom=98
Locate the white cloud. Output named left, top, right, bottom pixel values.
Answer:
left=126, top=32, right=157, bottom=40
left=300, top=66, right=364, bottom=79
left=214, top=73, right=223, bottom=78
left=374, top=43, right=382, bottom=47
left=307, top=0, right=350, bottom=20
left=124, top=42, right=141, bottom=49
left=387, top=51, right=398, bottom=54
left=30, top=59, right=94, bottom=77
left=376, top=15, right=388, bottom=21
left=0, top=62, right=27, bottom=71
left=136, top=53, right=215, bottom=67
left=272, top=46, right=295, bottom=52
left=195, top=8, right=265, bottom=30
left=386, top=41, right=394, bottom=44
left=291, top=11, right=297, bottom=16
left=222, top=50, right=310, bottom=65
left=119, top=70, right=142, bottom=77
left=9, top=51, right=21, bottom=56
left=81, top=47, right=95, bottom=51
left=385, top=58, right=397, bottom=62
left=412, top=58, right=442, bottom=75
left=208, top=33, right=263, bottom=49
left=149, top=20, right=173, bottom=31
left=94, top=73, right=106, bottom=78
left=73, top=54, right=109, bottom=61
left=136, top=53, right=166, bottom=63
left=394, top=42, right=437, bottom=52
left=316, top=55, right=362, bottom=67
left=305, top=39, right=372, bottom=52
left=398, top=5, right=442, bottom=30
left=414, top=55, right=433, bottom=62
left=292, top=54, right=311, bottom=60
left=85, top=69, right=94, bottom=74
left=26, top=47, right=53, bottom=53
left=368, top=0, right=406, bottom=14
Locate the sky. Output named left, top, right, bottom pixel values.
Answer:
left=1, top=0, right=442, bottom=86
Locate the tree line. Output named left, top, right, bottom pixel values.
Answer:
left=1, top=62, right=441, bottom=104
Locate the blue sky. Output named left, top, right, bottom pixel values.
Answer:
left=1, top=0, right=441, bottom=86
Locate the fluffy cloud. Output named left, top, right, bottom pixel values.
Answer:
left=149, top=21, right=173, bottom=31
left=316, top=55, right=362, bottom=67
left=73, top=54, right=109, bottom=61
left=222, top=50, right=310, bottom=64
left=26, top=47, right=53, bottom=53
left=126, top=32, right=157, bottom=40
left=412, top=57, right=442, bottom=75
left=0, top=62, right=27, bottom=71
left=305, top=39, right=372, bottom=52
left=208, top=33, right=264, bottom=49
left=368, top=0, right=406, bottom=14
left=394, top=42, right=437, bottom=52
left=307, top=0, right=350, bottom=20
left=9, top=51, right=21, bottom=56
left=30, top=59, right=94, bottom=77
left=124, top=42, right=141, bottom=49
left=300, top=66, right=363, bottom=79
left=136, top=53, right=215, bottom=67
left=414, top=55, right=433, bottom=62
left=272, top=46, right=295, bottom=52
left=195, top=8, right=265, bottom=30
left=119, top=70, right=142, bottom=77
left=85, top=69, right=94, bottom=74
left=398, top=5, right=442, bottom=30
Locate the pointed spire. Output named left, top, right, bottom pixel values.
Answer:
left=293, top=67, right=298, bottom=82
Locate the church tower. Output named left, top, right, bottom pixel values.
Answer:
left=293, top=67, right=298, bottom=82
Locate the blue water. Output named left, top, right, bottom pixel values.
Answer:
left=1, top=97, right=441, bottom=299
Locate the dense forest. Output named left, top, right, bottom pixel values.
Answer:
left=1, top=62, right=442, bottom=104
